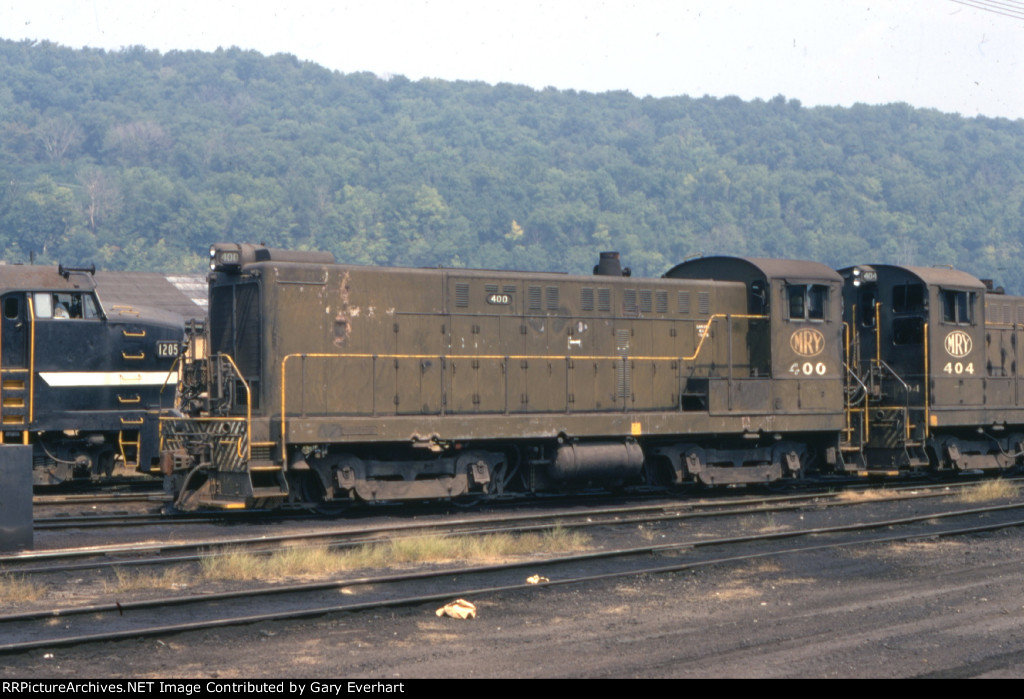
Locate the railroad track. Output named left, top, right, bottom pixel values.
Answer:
left=2, top=495, right=1024, bottom=654
left=10, top=478, right=998, bottom=575
left=33, top=477, right=162, bottom=497
left=31, top=510, right=313, bottom=530
left=33, top=490, right=163, bottom=506
left=27, top=473, right=1006, bottom=531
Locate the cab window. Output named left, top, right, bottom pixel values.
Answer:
left=3, top=296, right=19, bottom=320
left=892, top=284, right=926, bottom=313
left=786, top=284, right=828, bottom=321
left=81, top=294, right=100, bottom=318
left=33, top=293, right=53, bottom=318
left=859, top=290, right=876, bottom=328
left=941, top=290, right=975, bottom=325
left=34, top=292, right=100, bottom=320
left=749, top=280, right=768, bottom=315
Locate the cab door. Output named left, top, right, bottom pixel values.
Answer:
left=931, top=288, right=983, bottom=407
left=1, top=293, right=28, bottom=368
left=0, top=293, right=30, bottom=433
left=775, top=281, right=842, bottom=412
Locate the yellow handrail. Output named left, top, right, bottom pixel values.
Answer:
left=27, top=295, right=35, bottom=440
left=874, top=301, right=881, bottom=372
left=217, top=353, right=253, bottom=460
left=843, top=320, right=852, bottom=443
left=923, top=321, right=930, bottom=438
left=161, top=354, right=184, bottom=409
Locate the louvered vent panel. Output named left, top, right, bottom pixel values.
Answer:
left=678, top=291, right=690, bottom=314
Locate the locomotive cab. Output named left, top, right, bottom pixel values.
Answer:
left=664, top=256, right=844, bottom=414
left=661, top=256, right=846, bottom=480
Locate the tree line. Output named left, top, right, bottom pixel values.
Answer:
left=1, top=39, right=1022, bottom=290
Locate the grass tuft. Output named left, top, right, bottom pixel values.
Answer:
left=958, top=478, right=1019, bottom=503
left=835, top=488, right=898, bottom=502
left=199, top=527, right=590, bottom=582
left=104, top=566, right=192, bottom=593
left=199, top=547, right=269, bottom=581
left=0, top=573, right=47, bottom=603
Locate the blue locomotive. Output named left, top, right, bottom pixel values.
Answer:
left=0, top=264, right=184, bottom=484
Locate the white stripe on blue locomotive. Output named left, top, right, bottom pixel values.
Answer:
left=38, top=371, right=179, bottom=387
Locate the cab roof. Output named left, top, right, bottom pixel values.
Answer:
left=838, top=264, right=985, bottom=290
left=0, top=265, right=97, bottom=294
left=664, top=256, right=842, bottom=283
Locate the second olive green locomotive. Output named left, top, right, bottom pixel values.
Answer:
left=840, top=263, right=1024, bottom=473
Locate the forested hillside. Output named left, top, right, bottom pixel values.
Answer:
left=2, top=39, right=1023, bottom=289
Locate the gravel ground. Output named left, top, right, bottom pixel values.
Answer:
left=4, top=500, right=1024, bottom=678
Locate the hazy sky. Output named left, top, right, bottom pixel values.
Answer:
left=2, top=1, right=1023, bottom=119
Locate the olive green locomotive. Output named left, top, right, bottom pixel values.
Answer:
left=840, top=264, right=1024, bottom=473
left=161, top=244, right=846, bottom=510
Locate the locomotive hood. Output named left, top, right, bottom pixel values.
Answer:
left=99, top=299, right=186, bottom=332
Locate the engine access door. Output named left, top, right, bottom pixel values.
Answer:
left=0, top=293, right=30, bottom=433
left=1, top=293, right=27, bottom=369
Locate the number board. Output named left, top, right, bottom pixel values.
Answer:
left=156, top=341, right=180, bottom=358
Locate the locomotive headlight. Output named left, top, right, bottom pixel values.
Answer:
left=852, top=268, right=861, bottom=277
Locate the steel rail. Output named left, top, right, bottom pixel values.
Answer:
left=2, top=503, right=1024, bottom=654
left=11, top=478, right=1017, bottom=570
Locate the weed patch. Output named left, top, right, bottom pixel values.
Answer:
left=199, top=527, right=591, bottom=582
left=958, top=479, right=1019, bottom=503
left=0, top=574, right=47, bottom=603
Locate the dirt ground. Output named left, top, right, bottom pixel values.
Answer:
left=4, top=525, right=1024, bottom=678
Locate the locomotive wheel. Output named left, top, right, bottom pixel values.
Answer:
left=298, top=471, right=349, bottom=515
left=96, top=449, right=115, bottom=478
left=451, top=495, right=483, bottom=508
left=487, top=456, right=518, bottom=495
